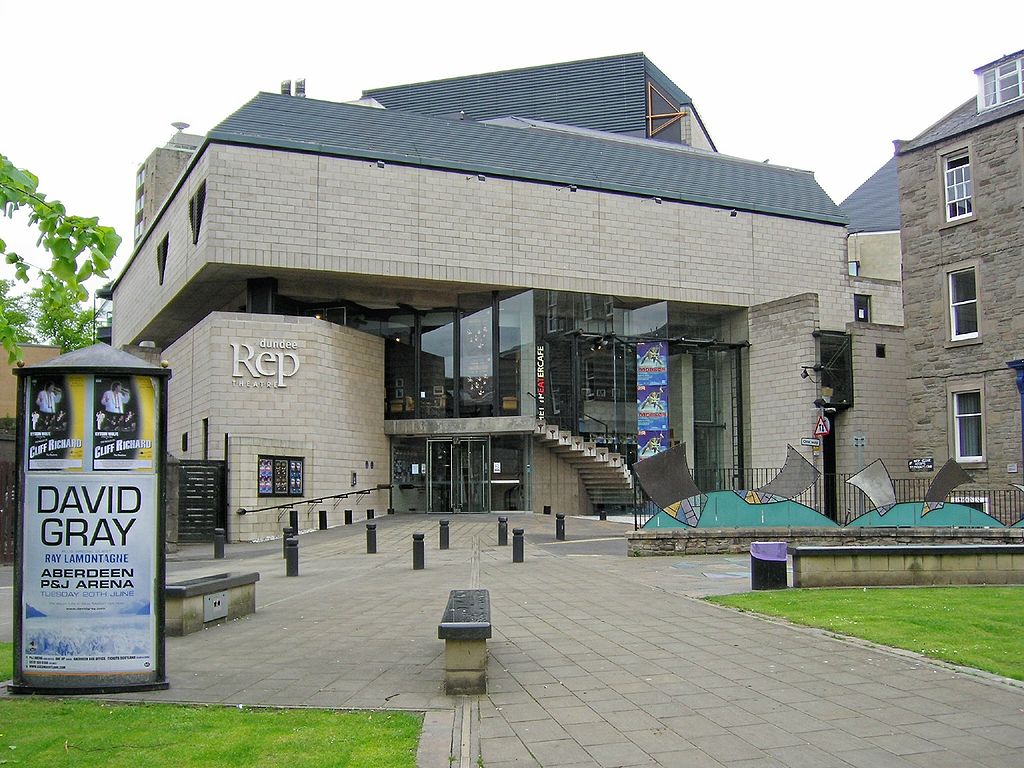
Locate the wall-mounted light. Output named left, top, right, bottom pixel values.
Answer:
left=569, top=185, right=577, bottom=192
left=730, top=209, right=738, bottom=217
left=800, top=364, right=822, bottom=380
left=653, top=197, right=663, bottom=204
left=376, top=160, right=385, bottom=168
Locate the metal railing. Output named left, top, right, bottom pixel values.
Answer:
left=0, top=461, right=16, bottom=564
left=632, top=468, right=1024, bottom=529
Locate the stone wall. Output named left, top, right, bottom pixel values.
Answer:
left=899, top=114, right=1024, bottom=489
left=627, top=525, right=1024, bottom=556
left=161, top=312, right=389, bottom=541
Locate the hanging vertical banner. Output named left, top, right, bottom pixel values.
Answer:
left=28, top=375, right=87, bottom=471
left=535, top=345, right=547, bottom=419
left=93, top=376, right=156, bottom=471
left=637, top=342, right=669, bottom=460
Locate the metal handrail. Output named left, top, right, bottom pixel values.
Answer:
left=237, top=484, right=391, bottom=515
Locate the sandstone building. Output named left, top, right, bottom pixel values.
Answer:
left=111, top=54, right=905, bottom=540
left=896, top=49, right=1024, bottom=502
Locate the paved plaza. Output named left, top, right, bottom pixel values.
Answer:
left=2, top=513, right=1023, bottom=767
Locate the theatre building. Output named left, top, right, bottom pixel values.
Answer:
left=111, top=54, right=905, bottom=541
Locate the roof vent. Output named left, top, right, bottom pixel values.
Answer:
left=281, top=80, right=292, bottom=96
left=295, top=79, right=306, bottom=98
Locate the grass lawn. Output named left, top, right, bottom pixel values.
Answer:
left=709, top=586, right=1024, bottom=681
left=0, top=643, right=421, bottom=767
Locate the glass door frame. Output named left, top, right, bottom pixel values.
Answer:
left=426, top=437, right=491, bottom=513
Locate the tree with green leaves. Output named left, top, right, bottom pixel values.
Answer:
left=0, top=152, right=120, bottom=362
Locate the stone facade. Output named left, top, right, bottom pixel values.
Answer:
left=898, top=106, right=1024, bottom=489
left=160, top=312, right=390, bottom=541
left=113, top=142, right=908, bottom=487
left=115, top=145, right=904, bottom=349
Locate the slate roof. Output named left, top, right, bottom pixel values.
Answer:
left=362, top=53, right=684, bottom=136
left=207, top=92, right=844, bottom=225
left=838, top=157, right=899, bottom=233
left=897, top=95, right=1024, bottom=153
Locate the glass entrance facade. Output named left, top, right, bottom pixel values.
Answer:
left=361, top=289, right=746, bottom=512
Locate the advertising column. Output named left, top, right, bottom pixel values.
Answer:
left=11, top=347, right=169, bottom=694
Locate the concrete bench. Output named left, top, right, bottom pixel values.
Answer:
left=165, top=572, right=260, bottom=636
left=790, top=544, right=1024, bottom=587
left=438, top=589, right=491, bottom=695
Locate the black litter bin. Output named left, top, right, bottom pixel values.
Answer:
left=750, top=541, right=788, bottom=590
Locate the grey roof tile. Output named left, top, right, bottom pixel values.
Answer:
left=209, top=92, right=843, bottom=225
left=839, top=157, right=899, bottom=233
left=897, top=95, right=1024, bottom=153
left=363, top=53, right=671, bottom=136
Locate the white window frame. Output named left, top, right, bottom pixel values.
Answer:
left=979, top=56, right=1023, bottom=110
left=952, top=388, right=984, bottom=463
left=948, top=267, right=979, bottom=341
left=944, top=151, right=973, bottom=221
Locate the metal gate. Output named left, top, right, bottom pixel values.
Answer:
left=179, top=460, right=226, bottom=542
left=0, top=461, right=14, bottom=565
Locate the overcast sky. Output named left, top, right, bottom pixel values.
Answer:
left=2, top=1, right=1021, bottom=293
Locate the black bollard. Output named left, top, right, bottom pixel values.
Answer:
left=213, top=527, right=225, bottom=559
left=512, top=528, right=524, bottom=563
left=413, top=532, right=425, bottom=570
left=498, top=516, right=508, bottom=546
left=282, top=527, right=294, bottom=558
left=366, top=523, right=377, bottom=554
left=285, top=536, right=299, bottom=576
left=543, top=504, right=551, bottom=516
left=556, top=513, right=566, bottom=541
left=289, top=508, right=299, bottom=535
left=318, top=509, right=328, bottom=530
left=367, top=508, right=375, bottom=520
left=439, top=519, right=450, bottom=550
left=344, top=509, right=353, bottom=525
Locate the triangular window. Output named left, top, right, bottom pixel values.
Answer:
left=188, top=181, right=207, bottom=245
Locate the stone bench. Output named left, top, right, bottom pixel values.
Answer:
left=790, top=544, right=1024, bottom=588
left=438, top=589, right=491, bottom=695
left=165, top=572, right=260, bottom=636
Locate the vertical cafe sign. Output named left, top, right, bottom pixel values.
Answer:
left=636, top=342, right=669, bottom=460
left=12, top=349, right=168, bottom=694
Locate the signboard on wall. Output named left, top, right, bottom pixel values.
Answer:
left=637, top=342, right=669, bottom=460
left=258, top=455, right=304, bottom=497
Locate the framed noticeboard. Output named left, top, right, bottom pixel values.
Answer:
left=258, top=455, right=304, bottom=497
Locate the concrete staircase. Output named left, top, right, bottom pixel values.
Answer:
left=533, top=421, right=635, bottom=509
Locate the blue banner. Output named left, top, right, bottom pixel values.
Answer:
left=637, top=342, right=669, bottom=459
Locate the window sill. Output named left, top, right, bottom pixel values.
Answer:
left=939, top=213, right=977, bottom=231
left=945, top=336, right=982, bottom=349
left=955, top=459, right=987, bottom=469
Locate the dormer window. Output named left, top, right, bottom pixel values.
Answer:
left=978, top=53, right=1023, bottom=110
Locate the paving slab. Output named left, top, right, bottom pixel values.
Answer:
left=1, top=513, right=1023, bottom=768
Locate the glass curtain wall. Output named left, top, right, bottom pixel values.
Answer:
left=419, top=312, right=455, bottom=418
left=459, top=295, right=494, bottom=417
left=380, top=291, right=533, bottom=420
left=530, top=290, right=740, bottom=476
